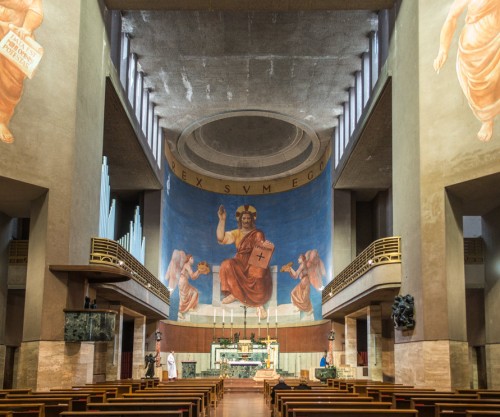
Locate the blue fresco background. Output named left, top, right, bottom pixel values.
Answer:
left=161, top=161, right=333, bottom=322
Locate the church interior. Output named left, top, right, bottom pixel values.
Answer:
left=1, top=0, right=500, bottom=412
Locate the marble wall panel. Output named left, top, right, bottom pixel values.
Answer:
left=395, top=340, right=470, bottom=389
left=132, top=317, right=146, bottom=379
left=486, top=343, right=500, bottom=389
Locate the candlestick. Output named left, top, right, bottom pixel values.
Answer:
left=231, top=309, right=233, bottom=323
left=222, top=309, right=225, bottom=323
left=275, top=308, right=278, bottom=323
left=258, top=307, right=261, bottom=323
left=214, top=307, right=216, bottom=322
left=267, top=308, right=270, bottom=323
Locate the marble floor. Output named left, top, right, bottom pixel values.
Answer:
left=212, top=392, right=270, bottom=417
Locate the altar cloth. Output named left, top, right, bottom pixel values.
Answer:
left=229, top=360, right=262, bottom=366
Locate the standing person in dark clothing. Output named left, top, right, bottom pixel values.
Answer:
left=271, top=376, right=291, bottom=404
left=295, top=377, right=312, bottom=390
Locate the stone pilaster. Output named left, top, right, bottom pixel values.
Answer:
left=367, top=305, right=383, bottom=381
left=395, top=340, right=469, bottom=389
left=15, top=341, right=95, bottom=390
left=132, top=316, right=146, bottom=379
left=486, top=343, right=500, bottom=389
left=345, top=317, right=357, bottom=368
left=106, top=307, right=123, bottom=381
left=0, top=344, right=5, bottom=388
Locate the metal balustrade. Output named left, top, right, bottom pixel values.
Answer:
left=322, top=236, right=401, bottom=302
left=90, top=237, right=170, bottom=304
left=8, top=240, right=29, bottom=264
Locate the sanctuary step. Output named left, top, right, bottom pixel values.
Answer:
left=223, top=378, right=264, bottom=393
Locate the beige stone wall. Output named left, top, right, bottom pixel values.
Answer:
left=395, top=340, right=469, bottom=389
left=486, top=344, right=500, bottom=389
left=15, top=341, right=94, bottom=390
left=0, top=0, right=111, bottom=388
left=389, top=0, right=499, bottom=388
left=0, top=344, right=5, bottom=387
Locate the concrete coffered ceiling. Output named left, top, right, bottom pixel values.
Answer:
left=103, top=0, right=394, bottom=186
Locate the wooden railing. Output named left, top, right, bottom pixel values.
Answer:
left=90, top=237, right=170, bottom=305
left=322, top=236, right=401, bottom=302
left=8, top=240, right=29, bottom=264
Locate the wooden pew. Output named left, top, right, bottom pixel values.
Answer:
left=393, top=392, right=478, bottom=409
left=478, top=393, right=500, bottom=400
left=0, top=398, right=71, bottom=417
left=270, top=388, right=352, bottom=404
left=86, top=402, right=193, bottom=417
left=457, top=391, right=500, bottom=399
left=290, top=408, right=418, bottom=417
left=158, top=381, right=222, bottom=403
left=98, top=381, right=142, bottom=393
left=49, top=388, right=110, bottom=402
left=108, top=397, right=204, bottom=417
left=123, top=392, right=208, bottom=417
left=284, top=401, right=392, bottom=417
left=83, top=382, right=134, bottom=398
left=138, top=387, right=213, bottom=409
left=265, top=381, right=346, bottom=404
left=61, top=411, right=182, bottom=417
left=0, top=403, right=45, bottom=417
left=369, top=388, right=436, bottom=403
left=354, top=384, right=408, bottom=396
left=275, top=393, right=370, bottom=417
left=410, top=397, right=500, bottom=417
left=0, top=411, right=13, bottom=417
left=7, top=393, right=92, bottom=411
left=436, top=403, right=500, bottom=417
left=65, top=384, right=119, bottom=398
left=466, top=412, right=500, bottom=417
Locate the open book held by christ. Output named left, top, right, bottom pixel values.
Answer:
left=248, top=240, right=275, bottom=269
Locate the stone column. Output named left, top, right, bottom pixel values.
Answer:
left=392, top=0, right=470, bottom=389
left=106, top=306, right=123, bottom=381
left=0, top=213, right=12, bottom=388
left=483, top=207, right=500, bottom=389
left=345, top=316, right=357, bottom=369
left=132, top=316, right=146, bottom=379
left=367, top=305, right=383, bottom=381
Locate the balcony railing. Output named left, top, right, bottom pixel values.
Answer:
left=322, top=236, right=401, bottom=303
left=90, top=237, right=169, bottom=305
left=464, top=237, right=484, bottom=264
left=8, top=240, right=29, bottom=264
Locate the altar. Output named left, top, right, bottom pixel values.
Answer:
left=211, top=340, right=279, bottom=378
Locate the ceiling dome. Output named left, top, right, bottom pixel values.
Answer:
left=176, top=110, right=321, bottom=181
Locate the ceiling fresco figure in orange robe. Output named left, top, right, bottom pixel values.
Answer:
left=0, top=0, right=43, bottom=144
left=434, top=0, right=500, bottom=142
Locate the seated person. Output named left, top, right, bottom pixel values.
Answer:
left=295, top=377, right=312, bottom=390
left=271, top=376, right=291, bottom=404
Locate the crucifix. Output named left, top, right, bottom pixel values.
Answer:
left=240, top=303, right=248, bottom=339
left=263, top=334, right=277, bottom=369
